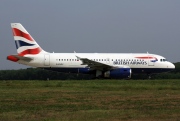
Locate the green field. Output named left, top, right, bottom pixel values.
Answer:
left=0, top=79, right=180, bottom=121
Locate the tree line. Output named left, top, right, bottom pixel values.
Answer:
left=0, top=62, right=180, bottom=80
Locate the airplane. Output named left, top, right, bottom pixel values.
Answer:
left=7, top=23, right=175, bottom=79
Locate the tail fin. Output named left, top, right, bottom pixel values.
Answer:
left=11, top=23, right=46, bottom=56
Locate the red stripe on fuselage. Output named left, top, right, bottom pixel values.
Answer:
left=135, top=57, right=154, bottom=59
left=18, top=47, right=42, bottom=56
left=12, top=28, right=34, bottom=41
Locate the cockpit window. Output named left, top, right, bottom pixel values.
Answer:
left=163, top=59, right=167, bottom=61
left=160, top=59, right=167, bottom=62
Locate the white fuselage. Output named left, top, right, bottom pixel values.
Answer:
left=18, top=53, right=175, bottom=75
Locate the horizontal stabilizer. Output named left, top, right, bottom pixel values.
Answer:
left=7, top=55, right=33, bottom=62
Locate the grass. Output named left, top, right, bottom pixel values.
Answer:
left=0, top=79, right=180, bottom=121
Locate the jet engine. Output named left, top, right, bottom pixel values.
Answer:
left=104, top=68, right=131, bottom=79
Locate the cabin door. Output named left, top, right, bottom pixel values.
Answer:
left=148, top=55, right=155, bottom=66
left=44, top=54, right=50, bottom=66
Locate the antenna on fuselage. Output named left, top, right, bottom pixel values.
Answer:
left=74, top=51, right=76, bottom=53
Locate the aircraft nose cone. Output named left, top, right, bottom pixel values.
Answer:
left=171, top=63, right=175, bottom=69
left=169, top=63, right=175, bottom=70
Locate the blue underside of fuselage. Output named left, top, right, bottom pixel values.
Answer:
left=43, top=68, right=94, bottom=74
left=42, top=67, right=173, bottom=74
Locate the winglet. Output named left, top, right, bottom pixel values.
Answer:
left=75, top=56, right=81, bottom=60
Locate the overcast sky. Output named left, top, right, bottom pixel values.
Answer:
left=0, top=0, right=180, bottom=70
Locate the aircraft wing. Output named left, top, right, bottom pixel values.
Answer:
left=76, top=56, right=116, bottom=71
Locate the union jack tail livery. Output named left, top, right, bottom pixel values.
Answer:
left=11, top=23, right=46, bottom=56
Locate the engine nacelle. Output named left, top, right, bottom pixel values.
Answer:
left=104, top=68, right=132, bottom=79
